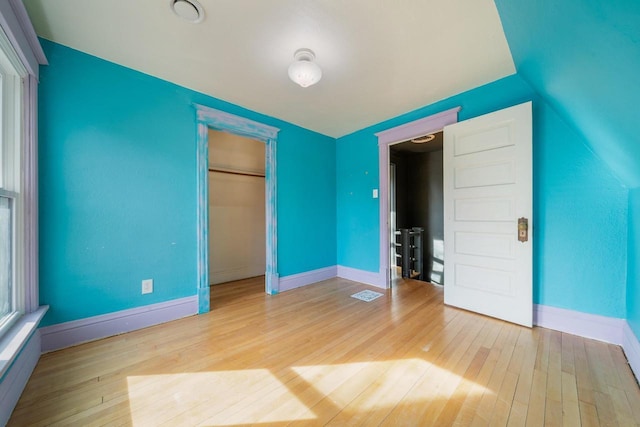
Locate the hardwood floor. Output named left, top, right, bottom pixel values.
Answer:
left=9, top=276, right=640, bottom=426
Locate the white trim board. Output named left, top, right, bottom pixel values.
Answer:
left=279, top=266, right=337, bottom=292
left=533, top=304, right=625, bottom=345
left=266, top=265, right=387, bottom=292
left=0, top=307, right=47, bottom=425
left=337, top=266, right=385, bottom=289
left=0, top=0, right=46, bottom=78
left=279, top=264, right=386, bottom=290
left=40, top=296, right=198, bottom=353
left=0, top=306, right=47, bottom=380
left=0, top=331, right=40, bottom=426
left=534, top=304, right=640, bottom=381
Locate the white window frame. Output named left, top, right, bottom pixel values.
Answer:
left=0, top=11, right=47, bottom=385
left=0, top=3, right=48, bottom=422
left=0, top=26, right=25, bottom=338
left=0, top=190, right=19, bottom=335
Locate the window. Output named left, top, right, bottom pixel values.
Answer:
left=0, top=196, right=12, bottom=322
left=0, top=27, right=26, bottom=338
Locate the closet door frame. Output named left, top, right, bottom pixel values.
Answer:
left=195, top=104, right=280, bottom=313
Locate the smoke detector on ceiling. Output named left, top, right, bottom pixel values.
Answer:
left=170, top=0, right=205, bottom=23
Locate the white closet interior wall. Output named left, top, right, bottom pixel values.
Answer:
left=208, top=129, right=266, bottom=285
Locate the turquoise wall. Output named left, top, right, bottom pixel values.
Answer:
left=535, top=99, right=627, bottom=317
left=336, top=74, right=628, bottom=318
left=494, top=0, right=638, bottom=327
left=38, top=40, right=336, bottom=326
left=627, top=189, right=640, bottom=335
left=495, top=0, right=640, bottom=188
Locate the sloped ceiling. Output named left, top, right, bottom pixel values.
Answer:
left=23, top=0, right=515, bottom=138
left=495, top=0, right=640, bottom=188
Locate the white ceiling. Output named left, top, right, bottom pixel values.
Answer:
left=24, top=0, right=515, bottom=138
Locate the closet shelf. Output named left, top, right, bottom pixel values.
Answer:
left=208, top=166, right=265, bottom=178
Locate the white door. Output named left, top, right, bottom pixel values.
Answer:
left=443, top=102, right=532, bottom=327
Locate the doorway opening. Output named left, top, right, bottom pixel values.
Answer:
left=375, top=107, right=460, bottom=288
left=389, top=131, right=444, bottom=285
left=195, top=105, right=280, bottom=313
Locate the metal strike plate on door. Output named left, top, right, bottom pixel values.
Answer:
left=518, top=217, right=528, bottom=242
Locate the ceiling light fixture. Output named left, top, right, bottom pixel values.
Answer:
left=170, top=0, right=205, bottom=23
left=288, top=48, right=322, bottom=88
left=411, top=134, right=436, bottom=144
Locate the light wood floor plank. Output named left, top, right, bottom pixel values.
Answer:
left=453, top=325, right=507, bottom=426
left=608, top=385, right=637, bottom=427
left=593, top=390, right=618, bottom=427
left=398, top=316, right=488, bottom=423
left=470, top=327, right=521, bottom=426
left=506, top=400, right=528, bottom=427
left=525, top=333, right=550, bottom=427
left=434, top=345, right=491, bottom=426
left=574, top=335, right=597, bottom=407
left=579, top=400, right=602, bottom=427
left=7, top=276, right=640, bottom=426
left=546, top=329, right=563, bottom=403
left=511, top=328, right=540, bottom=416
left=561, top=371, right=581, bottom=427
left=489, top=370, right=519, bottom=427
left=374, top=314, right=480, bottom=423
left=562, top=332, right=577, bottom=375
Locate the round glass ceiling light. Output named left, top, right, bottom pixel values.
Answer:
left=288, top=48, right=322, bottom=88
left=411, top=134, right=436, bottom=144
left=171, top=0, right=205, bottom=23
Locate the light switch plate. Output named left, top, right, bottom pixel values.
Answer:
left=372, top=189, right=379, bottom=198
left=142, top=279, right=153, bottom=294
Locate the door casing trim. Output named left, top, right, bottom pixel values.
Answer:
left=195, top=104, right=280, bottom=313
left=375, top=107, right=461, bottom=288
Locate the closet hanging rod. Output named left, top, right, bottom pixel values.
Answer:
left=208, top=167, right=265, bottom=178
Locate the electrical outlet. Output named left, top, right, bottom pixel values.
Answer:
left=142, top=279, right=153, bottom=294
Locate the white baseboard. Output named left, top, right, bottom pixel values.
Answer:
left=0, top=331, right=40, bottom=426
left=40, top=296, right=198, bottom=353
left=279, top=266, right=337, bottom=292
left=534, top=304, right=625, bottom=345
left=337, top=265, right=385, bottom=289
left=531, top=304, right=640, bottom=381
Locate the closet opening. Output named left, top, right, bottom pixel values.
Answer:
left=208, top=129, right=266, bottom=289
left=195, top=104, right=280, bottom=313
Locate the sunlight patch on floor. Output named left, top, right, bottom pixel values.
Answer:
left=126, top=359, right=491, bottom=425
left=126, top=369, right=316, bottom=425
left=292, top=358, right=490, bottom=410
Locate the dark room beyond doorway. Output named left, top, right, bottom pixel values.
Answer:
left=390, top=131, right=444, bottom=285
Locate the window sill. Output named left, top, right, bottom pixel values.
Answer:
left=0, top=305, right=48, bottom=380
